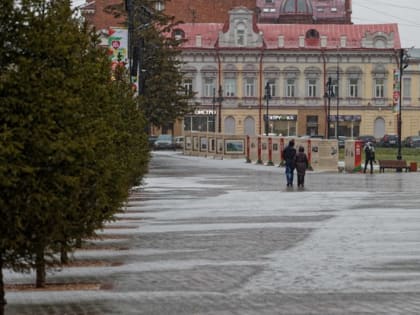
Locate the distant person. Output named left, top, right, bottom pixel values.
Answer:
left=363, top=141, right=376, bottom=174
left=295, top=146, right=309, bottom=188
left=283, top=139, right=296, bottom=187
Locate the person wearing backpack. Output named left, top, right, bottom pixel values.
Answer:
left=363, top=141, right=376, bottom=174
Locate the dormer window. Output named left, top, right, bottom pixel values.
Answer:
left=173, top=29, right=185, bottom=40
left=306, top=29, right=319, bottom=39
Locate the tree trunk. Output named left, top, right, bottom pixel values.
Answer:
left=60, top=242, right=68, bottom=264
left=0, top=254, right=6, bottom=315
left=35, top=250, right=46, bottom=288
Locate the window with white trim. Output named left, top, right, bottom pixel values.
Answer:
left=154, top=1, right=165, bottom=11
left=308, top=79, right=317, bottom=97
left=183, top=78, right=193, bottom=96
left=245, top=78, right=255, bottom=97
left=224, top=78, right=236, bottom=97
left=266, top=79, right=276, bottom=97
left=349, top=78, right=358, bottom=98
left=331, top=78, right=338, bottom=97
left=374, top=79, right=384, bottom=98
left=286, top=79, right=296, bottom=97
left=203, top=78, right=215, bottom=97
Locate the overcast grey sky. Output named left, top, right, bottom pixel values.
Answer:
left=72, top=0, right=420, bottom=48
left=352, top=0, right=420, bottom=48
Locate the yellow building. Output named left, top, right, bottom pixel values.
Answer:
left=177, top=7, right=420, bottom=140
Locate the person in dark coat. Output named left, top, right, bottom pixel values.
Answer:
left=363, top=141, right=375, bottom=174
left=283, top=139, right=296, bottom=187
left=295, top=146, right=309, bottom=188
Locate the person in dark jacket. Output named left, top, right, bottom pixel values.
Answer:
left=363, top=141, right=375, bottom=174
left=295, top=146, right=309, bottom=188
left=283, top=139, right=296, bottom=187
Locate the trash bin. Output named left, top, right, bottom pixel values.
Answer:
left=410, top=162, right=417, bottom=172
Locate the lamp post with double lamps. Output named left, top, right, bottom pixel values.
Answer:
left=264, top=82, right=271, bottom=136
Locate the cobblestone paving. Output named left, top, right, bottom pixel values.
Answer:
left=4, top=152, right=420, bottom=314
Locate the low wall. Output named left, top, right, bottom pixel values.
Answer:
left=183, top=132, right=339, bottom=172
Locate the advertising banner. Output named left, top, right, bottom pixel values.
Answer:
left=108, top=27, right=128, bottom=67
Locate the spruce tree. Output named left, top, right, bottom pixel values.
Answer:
left=0, top=0, right=149, bottom=302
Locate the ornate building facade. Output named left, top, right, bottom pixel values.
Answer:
left=177, top=6, right=420, bottom=138
left=80, top=0, right=420, bottom=138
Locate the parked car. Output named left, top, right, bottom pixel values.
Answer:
left=379, top=134, right=398, bottom=147
left=404, top=135, right=420, bottom=148
left=175, top=136, right=184, bottom=149
left=356, top=135, right=376, bottom=145
left=148, top=135, right=158, bottom=148
left=153, top=134, right=175, bottom=150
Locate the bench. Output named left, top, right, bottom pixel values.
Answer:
left=378, top=160, right=410, bottom=172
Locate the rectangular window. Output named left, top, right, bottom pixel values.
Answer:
left=265, top=79, right=276, bottom=97
left=308, top=79, right=317, bottom=97
left=286, top=79, right=295, bottom=97
left=332, top=78, right=338, bottom=97
left=375, top=79, right=384, bottom=98
left=204, top=78, right=215, bottom=97
left=224, top=78, right=236, bottom=97
left=154, top=1, right=165, bottom=11
left=183, top=79, right=193, bottom=96
left=403, top=77, right=411, bottom=98
left=245, top=78, right=255, bottom=97
left=349, top=78, right=358, bottom=98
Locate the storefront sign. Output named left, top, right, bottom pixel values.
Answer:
left=329, top=115, right=361, bottom=122
left=194, top=109, right=216, bottom=115
left=265, top=115, right=297, bottom=121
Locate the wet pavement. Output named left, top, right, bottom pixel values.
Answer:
left=5, top=151, right=420, bottom=314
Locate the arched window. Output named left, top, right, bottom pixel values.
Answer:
left=224, top=116, right=236, bottom=134
left=244, top=116, right=256, bottom=135
left=173, top=29, right=185, bottom=40
left=306, top=29, right=319, bottom=39
left=282, top=0, right=313, bottom=14
left=374, top=117, right=386, bottom=139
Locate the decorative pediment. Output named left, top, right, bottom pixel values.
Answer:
left=218, top=7, right=263, bottom=48
left=361, top=31, right=395, bottom=49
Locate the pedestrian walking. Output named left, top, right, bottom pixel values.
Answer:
left=363, top=141, right=376, bottom=174
left=295, top=146, right=309, bottom=188
left=283, top=139, right=296, bottom=187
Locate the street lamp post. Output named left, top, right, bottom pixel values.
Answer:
left=324, top=77, right=334, bottom=139
left=336, top=58, right=340, bottom=139
left=217, top=85, right=223, bottom=133
left=397, top=48, right=409, bottom=161
left=264, top=82, right=271, bottom=136
left=211, top=87, right=216, bottom=132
